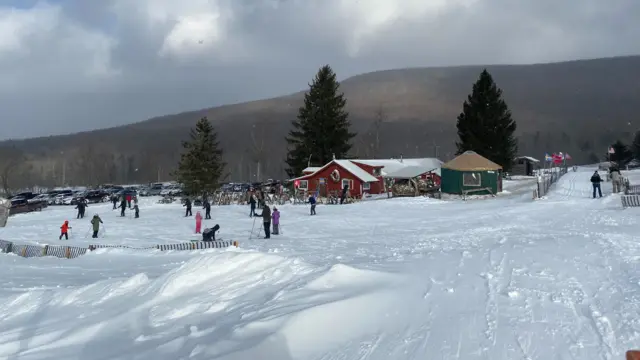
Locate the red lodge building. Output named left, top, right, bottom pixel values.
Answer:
left=291, top=158, right=442, bottom=198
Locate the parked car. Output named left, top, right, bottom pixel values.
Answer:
left=9, top=197, right=46, bottom=215
left=84, top=190, right=109, bottom=203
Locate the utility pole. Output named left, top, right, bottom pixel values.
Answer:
left=432, top=141, right=440, bottom=159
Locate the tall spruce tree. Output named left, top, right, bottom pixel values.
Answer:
left=455, top=69, right=518, bottom=171
left=174, top=117, right=226, bottom=196
left=609, top=139, right=633, bottom=166
left=285, top=65, right=355, bottom=178
left=632, top=131, right=640, bottom=160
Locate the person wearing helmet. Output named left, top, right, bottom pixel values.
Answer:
left=59, top=220, right=71, bottom=240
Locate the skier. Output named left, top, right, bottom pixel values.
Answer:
left=126, top=193, right=132, bottom=209
left=134, top=204, right=139, bottom=218
left=184, top=198, right=192, bottom=217
left=248, top=191, right=257, bottom=217
left=90, top=214, right=103, bottom=238
left=120, top=198, right=127, bottom=217
left=75, top=199, right=87, bottom=219
left=203, top=198, right=211, bottom=219
left=195, top=211, right=203, bottom=234
left=308, top=193, right=317, bottom=215
left=59, top=220, right=71, bottom=240
left=259, top=204, right=271, bottom=239
left=610, top=167, right=622, bottom=193
left=340, top=185, right=348, bottom=205
left=591, top=170, right=603, bottom=198
left=272, top=207, right=280, bottom=235
left=111, top=194, right=118, bottom=210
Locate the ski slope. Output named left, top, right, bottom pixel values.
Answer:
left=1, top=167, right=640, bottom=359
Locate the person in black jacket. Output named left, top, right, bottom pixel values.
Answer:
left=120, top=198, right=127, bottom=217
left=184, top=198, right=192, bottom=217
left=75, top=199, right=87, bottom=219
left=258, top=205, right=271, bottom=239
left=203, top=198, right=211, bottom=219
left=590, top=170, right=603, bottom=198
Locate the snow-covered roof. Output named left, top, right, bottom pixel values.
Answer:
left=333, top=160, right=379, bottom=182
left=352, top=158, right=443, bottom=178
left=516, top=156, right=540, bottom=163
left=292, top=160, right=379, bottom=182
left=302, top=167, right=321, bottom=173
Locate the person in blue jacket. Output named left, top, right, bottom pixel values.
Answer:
left=308, top=194, right=317, bottom=215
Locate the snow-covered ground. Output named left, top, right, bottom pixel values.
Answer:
left=1, top=166, right=640, bottom=359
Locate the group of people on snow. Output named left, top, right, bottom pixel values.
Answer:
left=59, top=214, right=104, bottom=240
left=590, top=166, right=625, bottom=198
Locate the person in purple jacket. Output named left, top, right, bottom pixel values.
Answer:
left=271, top=207, right=280, bottom=235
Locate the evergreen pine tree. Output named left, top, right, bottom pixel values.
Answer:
left=174, top=117, right=226, bottom=197
left=455, top=69, right=518, bottom=171
left=632, top=131, right=640, bottom=160
left=609, top=139, right=633, bottom=167
left=285, top=65, right=355, bottom=178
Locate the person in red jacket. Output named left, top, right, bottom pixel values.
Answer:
left=195, top=211, right=203, bottom=234
left=59, top=220, right=71, bottom=240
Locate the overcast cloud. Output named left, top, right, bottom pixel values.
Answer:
left=0, top=0, right=639, bottom=140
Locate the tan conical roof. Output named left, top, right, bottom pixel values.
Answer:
left=442, top=151, right=502, bottom=171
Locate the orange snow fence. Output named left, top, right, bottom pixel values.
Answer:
left=0, top=239, right=238, bottom=259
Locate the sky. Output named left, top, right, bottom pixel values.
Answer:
left=0, top=0, right=639, bottom=140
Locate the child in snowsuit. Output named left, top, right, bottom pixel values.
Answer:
left=59, top=220, right=71, bottom=240
left=112, top=195, right=118, bottom=210
left=272, top=207, right=280, bottom=235
left=134, top=204, right=139, bottom=218
left=308, top=195, right=317, bottom=215
left=195, top=211, right=203, bottom=233
left=120, top=198, right=127, bottom=217
left=90, top=215, right=103, bottom=238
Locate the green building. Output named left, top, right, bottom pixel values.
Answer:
left=441, top=151, right=503, bottom=195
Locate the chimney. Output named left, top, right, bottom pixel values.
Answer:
left=400, top=154, right=403, bottom=163
left=333, top=153, right=335, bottom=160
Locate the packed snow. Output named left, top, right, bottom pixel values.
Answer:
left=1, top=166, right=640, bottom=359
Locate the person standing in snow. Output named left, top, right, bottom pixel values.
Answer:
left=248, top=191, right=257, bottom=217
left=591, top=170, right=603, bottom=198
left=90, top=214, right=103, bottom=238
left=195, top=211, right=203, bottom=234
left=59, top=220, right=71, bottom=240
left=134, top=204, right=139, bottom=218
left=271, top=207, right=280, bottom=235
left=184, top=198, right=192, bottom=217
left=340, top=185, right=348, bottom=205
left=259, top=204, right=271, bottom=239
left=308, top=194, right=317, bottom=215
left=203, top=198, right=211, bottom=219
left=111, top=194, right=118, bottom=210
left=120, top=197, right=127, bottom=217
left=75, top=199, right=87, bottom=219
left=610, top=167, right=623, bottom=193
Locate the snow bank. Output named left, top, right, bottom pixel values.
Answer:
left=0, top=251, right=405, bottom=359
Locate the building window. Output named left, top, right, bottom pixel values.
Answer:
left=463, top=172, right=481, bottom=187
left=299, top=180, right=308, bottom=189
left=342, top=179, right=351, bottom=189
left=363, top=182, right=370, bottom=190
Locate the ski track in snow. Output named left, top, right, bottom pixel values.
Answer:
left=1, top=167, right=640, bottom=359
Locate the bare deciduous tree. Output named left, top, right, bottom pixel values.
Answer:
left=0, top=146, right=25, bottom=196
left=250, top=122, right=267, bottom=182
